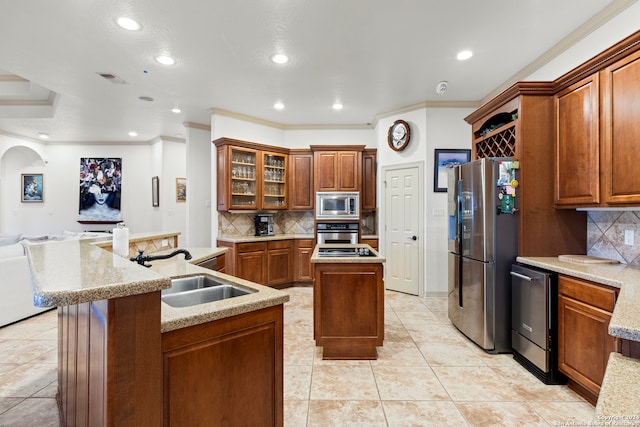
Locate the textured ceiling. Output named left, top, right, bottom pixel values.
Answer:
left=0, top=0, right=635, bottom=142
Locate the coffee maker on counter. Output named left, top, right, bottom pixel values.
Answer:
left=254, top=213, right=274, bottom=236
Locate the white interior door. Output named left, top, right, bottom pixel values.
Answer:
left=383, top=163, right=422, bottom=295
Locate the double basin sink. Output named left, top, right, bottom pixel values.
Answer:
left=162, top=274, right=256, bottom=308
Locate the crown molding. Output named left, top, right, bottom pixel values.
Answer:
left=182, top=121, right=210, bottom=131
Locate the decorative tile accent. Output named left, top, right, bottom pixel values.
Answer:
left=218, top=211, right=315, bottom=237
left=587, top=210, right=640, bottom=265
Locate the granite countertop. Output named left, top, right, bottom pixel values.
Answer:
left=516, top=256, right=640, bottom=342
left=594, top=352, right=640, bottom=417
left=217, top=233, right=314, bottom=243
left=26, top=240, right=289, bottom=333
left=311, top=243, right=385, bottom=264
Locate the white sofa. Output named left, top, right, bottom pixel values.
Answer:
left=0, top=232, right=112, bottom=327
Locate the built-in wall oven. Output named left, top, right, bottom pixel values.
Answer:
left=316, top=222, right=359, bottom=244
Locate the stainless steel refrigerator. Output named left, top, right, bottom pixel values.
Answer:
left=447, top=157, right=518, bottom=353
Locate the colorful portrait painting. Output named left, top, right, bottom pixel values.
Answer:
left=78, top=158, right=122, bottom=222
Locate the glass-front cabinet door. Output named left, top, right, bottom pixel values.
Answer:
left=230, top=147, right=257, bottom=209
left=262, top=151, right=287, bottom=209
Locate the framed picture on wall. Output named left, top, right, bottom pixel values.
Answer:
left=78, top=158, right=122, bottom=223
left=21, top=174, right=44, bottom=202
left=152, top=176, right=160, bottom=207
left=433, top=149, right=471, bottom=192
left=176, top=178, right=186, bottom=202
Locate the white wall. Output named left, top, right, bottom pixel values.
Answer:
left=185, top=126, right=212, bottom=247
left=283, top=128, right=375, bottom=149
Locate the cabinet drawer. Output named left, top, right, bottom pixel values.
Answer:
left=558, top=275, right=617, bottom=312
left=296, top=239, right=314, bottom=248
left=237, top=242, right=267, bottom=253
left=268, top=240, right=292, bottom=250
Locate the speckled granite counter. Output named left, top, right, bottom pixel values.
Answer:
left=516, top=256, right=640, bottom=342
left=217, top=233, right=314, bottom=243
left=27, top=240, right=289, bottom=333
left=311, top=243, right=385, bottom=264
left=594, top=352, right=640, bottom=417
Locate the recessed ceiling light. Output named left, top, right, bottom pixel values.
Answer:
left=155, top=55, right=176, bottom=66
left=332, top=103, right=343, bottom=110
left=270, top=54, right=290, bottom=64
left=457, top=50, right=473, bottom=61
left=128, top=131, right=138, bottom=137
left=38, top=132, right=49, bottom=140
left=171, top=108, right=182, bottom=113
left=274, top=102, right=285, bottom=110
left=116, top=17, right=141, bottom=31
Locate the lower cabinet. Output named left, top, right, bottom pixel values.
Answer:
left=195, top=253, right=226, bottom=273
left=161, top=305, right=284, bottom=426
left=557, top=275, right=618, bottom=405
left=293, top=239, right=314, bottom=284
left=218, top=239, right=294, bottom=287
left=360, top=238, right=378, bottom=250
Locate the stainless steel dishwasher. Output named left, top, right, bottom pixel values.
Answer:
left=510, top=264, right=566, bottom=384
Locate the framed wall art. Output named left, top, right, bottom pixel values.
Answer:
left=433, top=149, right=471, bottom=192
left=78, top=157, right=122, bottom=223
left=152, top=176, right=160, bottom=207
left=21, top=174, right=44, bottom=202
left=176, top=178, right=186, bottom=202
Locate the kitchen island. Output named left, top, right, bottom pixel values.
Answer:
left=26, top=238, right=289, bottom=427
left=517, top=256, right=640, bottom=417
left=311, top=243, right=385, bottom=359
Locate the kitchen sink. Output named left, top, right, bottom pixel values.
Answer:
left=161, top=275, right=256, bottom=307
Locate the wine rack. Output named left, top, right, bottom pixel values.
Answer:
left=474, top=123, right=516, bottom=158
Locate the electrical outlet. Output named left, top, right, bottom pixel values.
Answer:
left=624, top=229, right=634, bottom=246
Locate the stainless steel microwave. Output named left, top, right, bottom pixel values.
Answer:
left=316, top=191, right=360, bottom=220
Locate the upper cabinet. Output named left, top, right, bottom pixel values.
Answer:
left=215, top=138, right=288, bottom=211
left=361, top=149, right=377, bottom=211
left=312, top=146, right=363, bottom=192
left=554, top=32, right=640, bottom=208
left=289, top=150, right=314, bottom=210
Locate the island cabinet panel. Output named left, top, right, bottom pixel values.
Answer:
left=289, top=150, right=314, bottom=210
left=554, top=74, right=601, bottom=206
left=314, top=263, right=384, bottom=359
left=161, top=305, right=283, bottom=427
left=557, top=275, right=618, bottom=405
left=58, top=292, right=162, bottom=427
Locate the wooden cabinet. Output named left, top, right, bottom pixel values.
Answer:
left=601, top=49, right=640, bottom=205
left=161, top=305, right=283, bottom=427
left=314, top=262, right=384, bottom=359
left=217, top=240, right=293, bottom=287
left=361, top=149, right=377, bottom=211
left=215, top=138, right=288, bottom=211
left=558, top=275, right=618, bottom=405
left=465, top=86, right=586, bottom=256
left=553, top=32, right=640, bottom=207
left=289, top=150, right=314, bottom=210
left=554, top=74, right=600, bottom=206
left=293, top=239, right=314, bottom=283
left=360, top=238, right=378, bottom=250
left=312, top=146, right=363, bottom=192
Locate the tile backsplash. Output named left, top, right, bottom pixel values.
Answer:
left=587, top=210, right=640, bottom=265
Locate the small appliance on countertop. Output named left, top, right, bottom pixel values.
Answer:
left=254, top=213, right=274, bottom=236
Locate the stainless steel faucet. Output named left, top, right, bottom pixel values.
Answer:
left=130, top=249, right=192, bottom=267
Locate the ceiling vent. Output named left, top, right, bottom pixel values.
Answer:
left=97, top=73, right=126, bottom=84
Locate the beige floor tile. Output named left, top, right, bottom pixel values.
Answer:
left=432, top=366, right=520, bottom=402
left=420, top=297, right=448, bottom=313
left=371, top=340, right=428, bottom=367
left=307, top=400, right=386, bottom=427
left=456, top=401, right=549, bottom=427
left=491, top=366, right=585, bottom=401
left=416, top=340, right=488, bottom=367
left=0, top=363, right=57, bottom=398
left=284, top=399, right=309, bottom=427
left=383, top=401, right=469, bottom=427
left=0, top=398, right=25, bottom=416
left=32, top=381, right=58, bottom=399
left=390, top=309, right=441, bottom=324
left=310, top=365, right=379, bottom=400
left=382, top=322, right=413, bottom=342
left=285, top=338, right=316, bottom=366
left=0, top=397, right=60, bottom=427
left=373, top=366, right=450, bottom=401
left=0, top=322, right=55, bottom=340
left=0, top=340, right=56, bottom=366
left=402, top=321, right=467, bottom=344
left=313, top=347, right=372, bottom=366
left=527, top=401, right=595, bottom=425
left=285, top=365, right=312, bottom=401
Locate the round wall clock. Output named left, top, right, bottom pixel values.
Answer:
left=388, top=119, right=411, bottom=151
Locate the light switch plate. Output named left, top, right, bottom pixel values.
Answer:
left=624, top=229, right=634, bottom=246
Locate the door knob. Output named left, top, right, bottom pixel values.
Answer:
left=408, top=235, right=417, bottom=241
